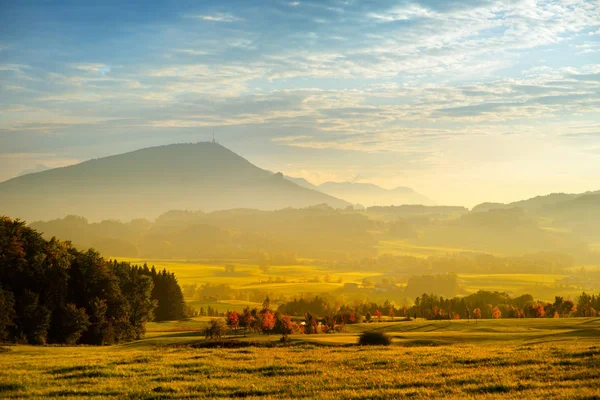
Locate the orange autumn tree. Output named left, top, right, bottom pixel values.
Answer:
left=473, top=308, right=481, bottom=323
left=261, top=310, right=276, bottom=334
left=374, top=310, right=382, bottom=323
left=536, top=304, right=546, bottom=318
left=275, top=313, right=295, bottom=336
left=227, top=311, right=239, bottom=333
left=492, top=307, right=501, bottom=319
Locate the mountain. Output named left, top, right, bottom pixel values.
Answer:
left=0, top=142, right=349, bottom=221
left=317, top=181, right=435, bottom=206
left=284, top=176, right=319, bottom=191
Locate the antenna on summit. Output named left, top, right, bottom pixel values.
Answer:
left=212, top=132, right=216, bottom=144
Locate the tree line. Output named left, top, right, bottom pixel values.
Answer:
left=0, top=217, right=185, bottom=345
left=270, top=290, right=599, bottom=325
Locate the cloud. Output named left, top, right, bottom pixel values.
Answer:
left=368, top=4, right=434, bottom=21
left=191, top=13, right=242, bottom=22
left=573, top=41, right=600, bottom=54
left=2, top=0, right=600, bottom=193
left=174, top=49, right=211, bottom=56
left=71, top=63, right=111, bottom=74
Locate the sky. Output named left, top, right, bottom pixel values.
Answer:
left=1, top=0, right=599, bottom=206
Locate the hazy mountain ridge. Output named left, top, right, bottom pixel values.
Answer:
left=472, top=191, right=600, bottom=214
left=472, top=193, right=581, bottom=213
left=472, top=190, right=600, bottom=242
left=0, top=143, right=349, bottom=221
left=284, top=177, right=435, bottom=206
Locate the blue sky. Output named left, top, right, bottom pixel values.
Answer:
left=1, top=0, right=599, bottom=205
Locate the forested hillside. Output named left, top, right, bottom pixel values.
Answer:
left=30, top=206, right=379, bottom=260
left=472, top=191, right=600, bottom=242
left=27, top=202, right=598, bottom=263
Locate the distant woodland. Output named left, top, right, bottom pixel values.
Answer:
left=29, top=204, right=596, bottom=264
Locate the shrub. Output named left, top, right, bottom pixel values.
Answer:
left=358, top=330, right=392, bottom=346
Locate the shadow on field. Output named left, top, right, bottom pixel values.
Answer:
left=44, top=390, right=123, bottom=397
left=524, top=328, right=600, bottom=345
left=144, top=330, right=207, bottom=339
left=49, top=365, right=124, bottom=380
left=0, top=383, right=25, bottom=393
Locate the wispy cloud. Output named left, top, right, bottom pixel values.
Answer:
left=191, top=13, right=243, bottom=22
left=174, top=49, right=211, bottom=56
left=2, top=0, right=600, bottom=202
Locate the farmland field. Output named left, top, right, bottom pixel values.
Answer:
left=111, top=257, right=382, bottom=299
left=2, top=318, right=599, bottom=399
left=376, top=240, right=484, bottom=258
left=113, top=255, right=591, bottom=307
left=457, top=273, right=579, bottom=302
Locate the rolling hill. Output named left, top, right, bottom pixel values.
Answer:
left=284, top=176, right=435, bottom=206
left=317, top=181, right=435, bottom=206
left=472, top=190, right=600, bottom=242
left=0, top=142, right=349, bottom=221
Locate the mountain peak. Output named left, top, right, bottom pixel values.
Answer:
left=0, top=143, right=349, bottom=221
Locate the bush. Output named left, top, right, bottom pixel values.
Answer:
left=358, top=330, right=392, bottom=346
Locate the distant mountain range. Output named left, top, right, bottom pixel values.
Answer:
left=0, top=143, right=349, bottom=221
left=285, top=177, right=435, bottom=206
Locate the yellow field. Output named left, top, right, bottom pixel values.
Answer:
left=457, top=273, right=585, bottom=302
left=376, top=240, right=485, bottom=258
left=112, top=257, right=382, bottom=298
left=112, top=256, right=592, bottom=306
left=2, top=318, right=599, bottom=399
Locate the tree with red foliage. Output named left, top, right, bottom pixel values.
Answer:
left=473, top=308, right=481, bottom=323
left=275, top=313, right=295, bottom=336
left=492, top=307, right=501, bottom=319
left=261, top=310, right=276, bottom=334
left=226, top=311, right=239, bottom=334
left=238, top=307, right=255, bottom=336
left=536, top=304, right=546, bottom=318
left=374, top=310, right=382, bottom=323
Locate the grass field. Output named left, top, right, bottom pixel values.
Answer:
left=112, top=255, right=592, bottom=307
left=112, top=257, right=382, bottom=300
left=376, top=240, right=484, bottom=258
left=457, top=273, right=580, bottom=302
left=2, top=318, right=599, bottom=399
